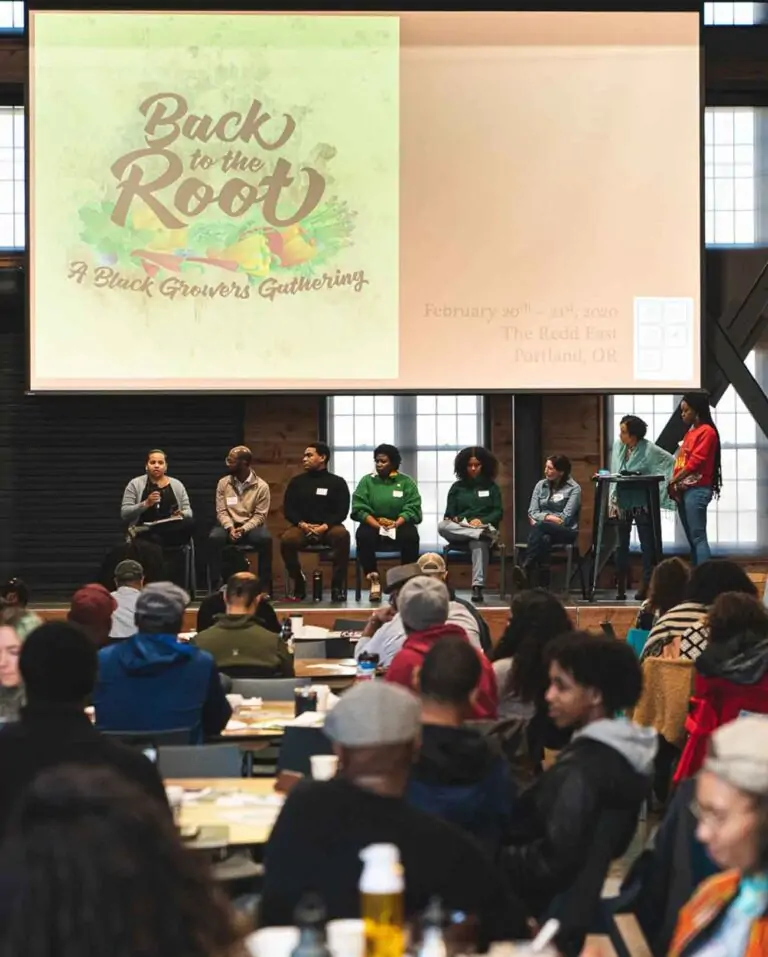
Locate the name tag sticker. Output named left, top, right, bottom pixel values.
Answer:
left=316, top=487, right=329, bottom=496
left=226, top=496, right=238, bottom=506
left=478, top=490, right=490, bottom=498
left=552, top=493, right=564, bottom=503
left=392, top=490, right=404, bottom=498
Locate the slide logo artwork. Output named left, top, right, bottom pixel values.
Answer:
left=69, top=91, right=362, bottom=303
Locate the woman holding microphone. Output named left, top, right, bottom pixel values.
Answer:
left=120, top=449, right=194, bottom=550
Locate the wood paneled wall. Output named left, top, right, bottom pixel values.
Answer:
left=541, top=394, right=604, bottom=553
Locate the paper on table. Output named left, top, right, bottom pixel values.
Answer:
left=215, top=793, right=284, bottom=808
left=225, top=720, right=249, bottom=731
left=304, top=663, right=355, bottom=674
left=289, top=711, right=325, bottom=728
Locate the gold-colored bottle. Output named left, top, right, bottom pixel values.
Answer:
left=359, top=844, right=405, bottom=957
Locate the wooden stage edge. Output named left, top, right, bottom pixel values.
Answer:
left=31, top=603, right=640, bottom=644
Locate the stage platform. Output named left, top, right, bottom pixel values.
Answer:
left=29, top=590, right=641, bottom=644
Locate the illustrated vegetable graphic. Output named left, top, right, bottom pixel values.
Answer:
left=265, top=224, right=318, bottom=267
left=215, top=233, right=272, bottom=277
left=130, top=204, right=188, bottom=253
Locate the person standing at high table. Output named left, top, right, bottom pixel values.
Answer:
left=438, top=446, right=503, bottom=604
left=208, top=445, right=273, bottom=594
left=610, top=414, right=675, bottom=602
left=280, top=442, right=351, bottom=602
left=351, top=444, right=422, bottom=603
left=669, top=393, right=722, bottom=567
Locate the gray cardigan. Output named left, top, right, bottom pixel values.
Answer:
left=121, top=475, right=193, bottom=525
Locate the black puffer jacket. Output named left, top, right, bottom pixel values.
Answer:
left=503, top=719, right=657, bottom=935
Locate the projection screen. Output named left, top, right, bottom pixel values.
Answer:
left=28, top=9, right=701, bottom=392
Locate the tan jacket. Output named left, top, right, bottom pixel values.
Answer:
left=215, top=472, right=270, bottom=532
left=630, top=656, right=694, bottom=748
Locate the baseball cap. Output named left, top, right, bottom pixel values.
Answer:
left=418, top=553, right=446, bottom=576
left=398, top=576, right=450, bottom=632
left=704, top=716, right=768, bottom=796
left=385, top=563, right=422, bottom=594
left=324, top=682, right=421, bottom=748
left=134, top=581, right=189, bottom=633
left=114, top=559, right=144, bottom=585
left=67, top=585, right=117, bottom=639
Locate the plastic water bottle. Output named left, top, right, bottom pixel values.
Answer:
left=360, top=844, right=404, bottom=957
left=356, top=651, right=378, bottom=682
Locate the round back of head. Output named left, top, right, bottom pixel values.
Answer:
left=1, top=577, right=29, bottom=608
left=417, top=552, right=447, bottom=581
left=20, top=622, right=97, bottom=704
left=419, top=634, right=481, bottom=706
left=647, top=557, right=690, bottom=615
left=225, top=572, right=262, bottom=609
left=114, top=559, right=144, bottom=588
left=324, top=681, right=421, bottom=749
left=707, top=592, right=768, bottom=646
left=68, top=585, right=117, bottom=647
left=398, top=576, right=450, bottom=632
left=686, top=560, right=757, bottom=606
left=134, top=582, right=190, bottom=635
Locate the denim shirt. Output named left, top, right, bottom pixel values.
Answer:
left=528, top=477, right=581, bottom=530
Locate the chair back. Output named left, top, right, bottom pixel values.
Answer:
left=277, top=726, right=335, bottom=776
left=292, top=640, right=328, bottom=660
left=293, top=638, right=355, bottom=660
left=102, top=727, right=194, bottom=747
left=230, top=677, right=311, bottom=701
left=157, top=743, right=244, bottom=778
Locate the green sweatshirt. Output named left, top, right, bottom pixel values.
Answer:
left=351, top=472, right=422, bottom=525
left=444, top=478, right=503, bottom=527
left=195, top=615, right=294, bottom=676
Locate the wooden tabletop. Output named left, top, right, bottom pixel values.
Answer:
left=221, top=701, right=298, bottom=739
left=295, top=658, right=357, bottom=688
left=166, top=777, right=282, bottom=846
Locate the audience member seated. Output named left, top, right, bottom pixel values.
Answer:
left=109, top=559, right=144, bottom=641
left=68, top=583, right=117, bottom=649
left=491, top=589, right=574, bottom=786
left=668, top=717, right=768, bottom=957
left=197, top=549, right=280, bottom=635
left=513, top=455, right=582, bottom=591
left=259, top=682, right=528, bottom=945
left=641, top=559, right=757, bottom=661
left=354, top=564, right=421, bottom=668
left=120, top=448, right=195, bottom=554
left=610, top=414, right=675, bottom=601
left=209, top=445, right=272, bottom=594
left=417, top=552, right=489, bottom=653
left=97, top=535, right=165, bottom=591
left=407, top=635, right=513, bottom=851
left=0, top=611, right=22, bottom=723
left=281, top=442, right=351, bottom=601
left=351, top=444, right=422, bottom=602
left=0, top=578, right=42, bottom=640
left=674, top=592, right=768, bottom=784
left=438, top=446, right=503, bottom=604
left=0, top=765, right=246, bottom=957
left=196, top=572, right=293, bottom=677
left=93, top=582, right=231, bottom=742
left=0, top=622, right=167, bottom=837
left=386, top=577, right=498, bottom=719
left=502, top=632, right=656, bottom=943
left=634, top=556, right=690, bottom=632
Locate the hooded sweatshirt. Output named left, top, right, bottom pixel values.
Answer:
left=503, top=718, right=657, bottom=921
left=196, top=614, right=294, bottom=676
left=674, top=632, right=768, bottom=783
left=407, top=724, right=514, bottom=851
left=386, top=624, right=498, bottom=719
left=94, top=633, right=232, bottom=743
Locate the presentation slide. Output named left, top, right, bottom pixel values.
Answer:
left=28, top=10, right=701, bottom=392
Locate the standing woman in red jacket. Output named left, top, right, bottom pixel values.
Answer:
left=669, top=393, right=722, bottom=566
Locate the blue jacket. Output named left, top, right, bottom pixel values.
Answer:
left=528, top=477, right=581, bottom=530
left=94, top=633, right=232, bottom=743
left=407, top=724, right=514, bottom=853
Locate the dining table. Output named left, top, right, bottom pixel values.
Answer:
left=165, top=777, right=282, bottom=847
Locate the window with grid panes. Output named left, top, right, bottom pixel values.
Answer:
left=0, top=106, right=24, bottom=249
left=0, top=2, right=23, bottom=30
left=705, top=108, right=756, bottom=246
left=328, top=395, right=485, bottom=550
left=704, top=3, right=763, bottom=24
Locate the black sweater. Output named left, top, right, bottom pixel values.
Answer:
left=260, top=777, right=528, bottom=945
left=283, top=469, right=350, bottom=527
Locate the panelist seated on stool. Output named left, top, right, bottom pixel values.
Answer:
left=513, top=454, right=581, bottom=590
left=280, top=442, right=350, bottom=602
left=120, top=449, right=195, bottom=565
left=438, top=445, right=503, bottom=604
left=352, top=443, right=422, bottom=603
left=208, top=445, right=272, bottom=594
